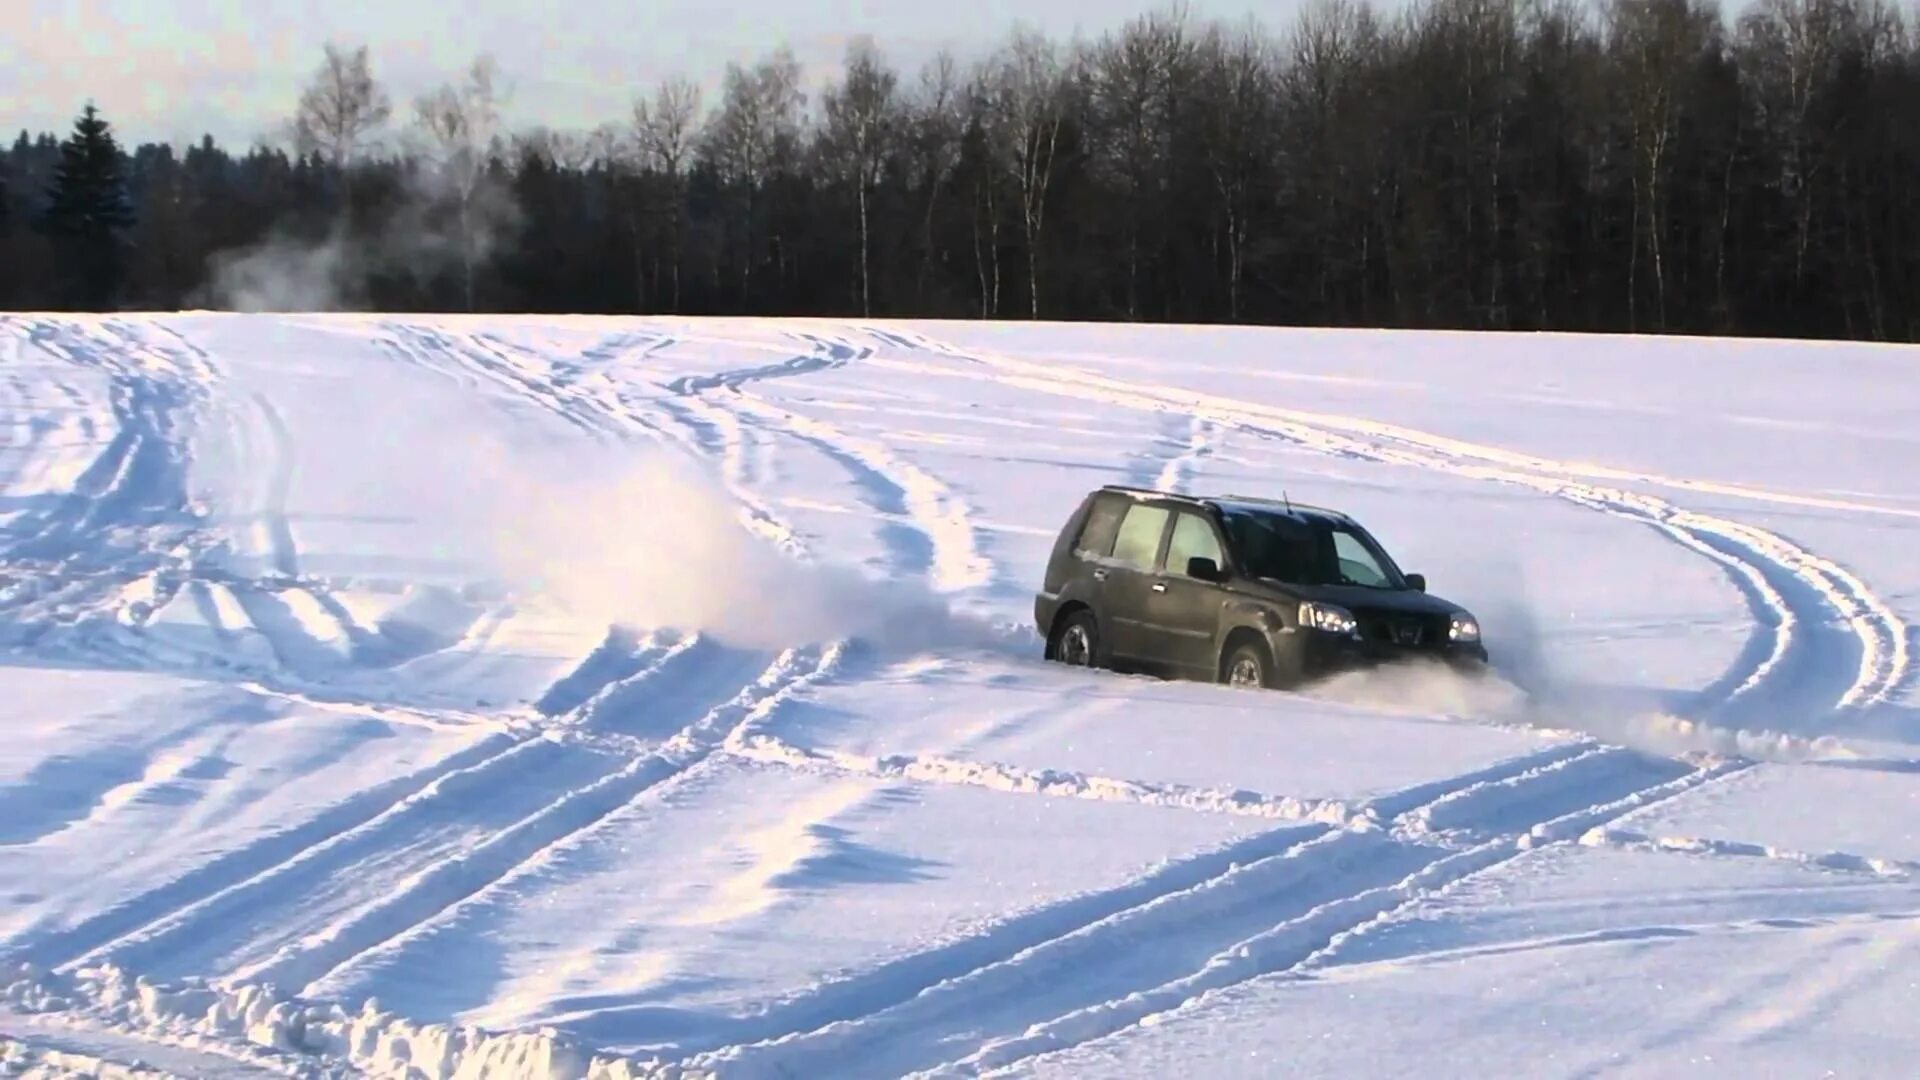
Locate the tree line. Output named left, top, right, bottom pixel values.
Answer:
left=3, top=0, right=1918, bottom=341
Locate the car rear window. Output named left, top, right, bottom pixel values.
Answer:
left=1074, top=494, right=1128, bottom=557
left=1111, top=504, right=1170, bottom=570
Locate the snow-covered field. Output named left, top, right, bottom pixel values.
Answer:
left=2, top=313, right=1916, bottom=1078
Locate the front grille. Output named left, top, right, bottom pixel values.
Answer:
left=1356, top=611, right=1447, bottom=650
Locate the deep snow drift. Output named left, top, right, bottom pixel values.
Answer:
left=2, top=313, right=1917, bottom=1077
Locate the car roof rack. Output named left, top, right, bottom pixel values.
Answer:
left=1211, top=492, right=1352, bottom=520
left=1097, top=483, right=1210, bottom=506
left=1098, top=484, right=1350, bottom=521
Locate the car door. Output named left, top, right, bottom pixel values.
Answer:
left=1100, top=501, right=1174, bottom=664
left=1145, top=510, right=1232, bottom=676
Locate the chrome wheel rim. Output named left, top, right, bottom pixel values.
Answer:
left=1061, top=624, right=1093, bottom=665
left=1228, top=655, right=1262, bottom=688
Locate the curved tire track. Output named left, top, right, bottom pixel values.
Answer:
left=662, top=333, right=991, bottom=593
left=691, top=740, right=1729, bottom=1078
left=379, top=322, right=806, bottom=556
left=881, top=327, right=1909, bottom=723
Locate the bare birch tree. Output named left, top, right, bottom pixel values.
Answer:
left=634, top=76, right=704, bottom=311
left=701, top=47, right=806, bottom=303
left=906, top=51, right=965, bottom=305
left=1194, top=20, right=1280, bottom=321
left=1087, top=6, right=1193, bottom=319
left=412, top=55, right=510, bottom=311
left=821, top=37, right=901, bottom=316
left=292, top=42, right=392, bottom=216
left=983, top=28, right=1076, bottom=318
left=1608, top=0, right=1717, bottom=329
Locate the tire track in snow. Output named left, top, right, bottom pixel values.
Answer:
left=686, top=738, right=1702, bottom=1076
left=277, top=643, right=849, bottom=997
left=0, top=321, right=430, bottom=688
left=533, top=625, right=672, bottom=717
left=35, top=634, right=686, bottom=955
left=662, top=330, right=860, bottom=394
left=247, top=393, right=300, bottom=579
left=881, top=328, right=1908, bottom=720
left=375, top=325, right=616, bottom=438
left=63, top=637, right=764, bottom=982
left=1131, top=412, right=1222, bottom=495
left=663, top=333, right=990, bottom=593
left=948, top=759, right=1749, bottom=1079
left=1, top=322, right=199, bottom=570
left=592, top=738, right=1588, bottom=1060
left=0, top=364, right=90, bottom=533
left=9, top=730, right=521, bottom=972
left=655, top=393, right=758, bottom=486
left=379, top=322, right=804, bottom=555
left=0, top=321, right=215, bottom=652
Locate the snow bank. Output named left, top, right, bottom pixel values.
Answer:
left=0, top=1038, right=171, bottom=1079
left=726, top=732, right=1368, bottom=826
left=0, top=962, right=710, bottom=1079
left=1579, top=827, right=1920, bottom=878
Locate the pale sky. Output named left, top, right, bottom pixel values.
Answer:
left=3, top=0, right=1307, bottom=149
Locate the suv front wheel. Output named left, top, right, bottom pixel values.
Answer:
left=1222, top=639, right=1277, bottom=690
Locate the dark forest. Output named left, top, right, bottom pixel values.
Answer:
left=5, top=0, right=1917, bottom=341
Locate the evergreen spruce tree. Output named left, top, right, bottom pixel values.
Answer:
left=40, top=103, right=135, bottom=310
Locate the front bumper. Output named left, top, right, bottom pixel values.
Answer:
left=1296, top=629, right=1488, bottom=679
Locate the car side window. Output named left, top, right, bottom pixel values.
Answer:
left=1224, top=511, right=1314, bottom=583
left=1167, top=512, right=1225, bottom=576
left=1331, top=529, right=1392, bottom=587
left=1110, top=504, right=1170, bottom=570
left=1074, top=495, right=1127, bottom=558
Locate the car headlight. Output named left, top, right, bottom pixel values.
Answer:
left=1299, top=600, right=1358, bottom=636
left=1449, top=612, right=1481, bottom=642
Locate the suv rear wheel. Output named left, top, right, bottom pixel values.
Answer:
left=1049, top=609, right=1102, bottom=668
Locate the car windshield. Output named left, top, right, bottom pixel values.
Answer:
left=1220, top=509, right=1406, bottom=589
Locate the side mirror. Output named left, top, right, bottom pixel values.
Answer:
left=1187, top=556, right=1224, bottom=582
left=1406, top=573, right=1427, bottom=592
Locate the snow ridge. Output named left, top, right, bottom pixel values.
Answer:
left=724, top=732, right=1366, bottom=825
left=1578, top=827, right=1920, bottom=878
left=2, top=962, right=709, bottom=1079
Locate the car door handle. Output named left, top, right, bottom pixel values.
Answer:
left=1151, top=582, right=1167, bottom=592
left=1092, top=569, right=1108, bottom=581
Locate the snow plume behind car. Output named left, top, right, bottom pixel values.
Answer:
left=488, top=446, right=1011, bottom=655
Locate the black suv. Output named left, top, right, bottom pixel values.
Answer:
left=1034, top=485, right=1488, bottom=689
